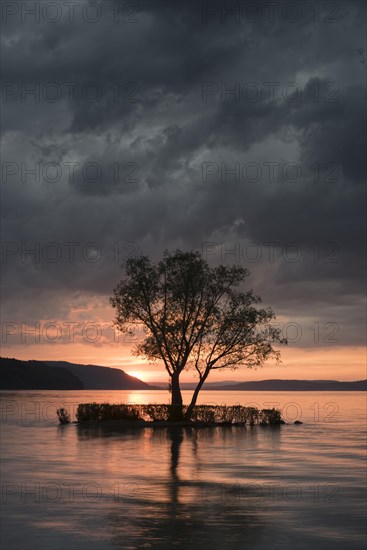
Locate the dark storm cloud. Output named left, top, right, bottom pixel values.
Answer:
left=1, top=0, right=366, bottom=348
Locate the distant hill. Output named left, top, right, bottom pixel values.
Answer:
left=44, top=360, right=156, bottom=390
left=0, top=358, right=83, bottom=390
left=1, top=358, right=365, bottom=391
left=0, top=357, right=159, bottom=390
left=217, top=379, right=367, bottom=391
left=179, top=380, right=237, bottom=390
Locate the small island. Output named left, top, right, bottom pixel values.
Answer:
left=57, top=403, right=285, bottom=427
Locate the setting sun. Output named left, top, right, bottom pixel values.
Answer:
left=128, top=371, right=144, bottom=381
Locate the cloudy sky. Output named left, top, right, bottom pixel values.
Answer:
left=1, top=0, right=366, bottom=383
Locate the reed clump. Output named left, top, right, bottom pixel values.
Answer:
left=70, top=403, right=283, bottom=426
left=56, top=407, right=71, bottom=424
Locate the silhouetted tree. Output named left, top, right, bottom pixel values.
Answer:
left=111, top=250, right=286, bottom=420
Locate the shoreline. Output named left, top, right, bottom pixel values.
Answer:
left=71, top=419, right=287, bottom=428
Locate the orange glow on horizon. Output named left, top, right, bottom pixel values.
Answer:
left=2, top=341, right=365, bottom=384
left=128, top=371, right=145, bottom=381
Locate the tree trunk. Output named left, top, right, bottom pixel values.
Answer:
left=185, top=372, right=208, bottom=421
left=170, top=372, right=183, bottom=405
left=169, top=372, right=184, bottom=421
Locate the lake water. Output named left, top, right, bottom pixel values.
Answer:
left=1, top=390, right=366, bottom=549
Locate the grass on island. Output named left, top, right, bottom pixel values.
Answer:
left=57, top=403, right=284, bottom=426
